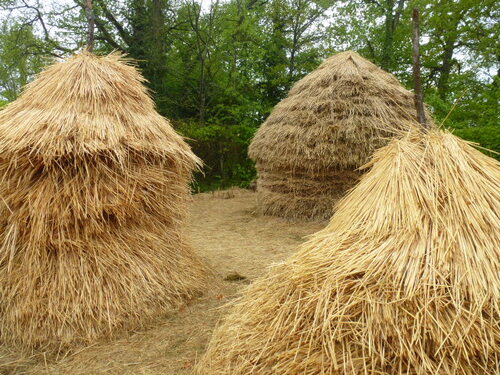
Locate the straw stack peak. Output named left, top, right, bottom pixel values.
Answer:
left=0, top=52, right=193, bottom=163
left=316, top=50, right=381, bottom=72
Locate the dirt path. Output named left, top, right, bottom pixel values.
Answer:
left=0, top=189, right=326, bottom=375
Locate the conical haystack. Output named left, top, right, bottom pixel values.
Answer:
left=249, top=51, right=434, bottom=220
left=197, top=129, right=500, bottom=374
left=0, top=52, right=208, bottom=350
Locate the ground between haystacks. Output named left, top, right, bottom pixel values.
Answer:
left=0, top=188, right=325, bottom=375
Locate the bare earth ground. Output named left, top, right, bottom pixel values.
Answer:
left=0, top=188, right=325, bottom=375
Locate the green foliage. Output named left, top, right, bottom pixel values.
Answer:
left=0, top=22, right=48, bottom=101
left=426, top=76, right=499, bottom=158
left=452, top=126, right=499, bottom=158
left=426, top=75, right=499, bottom=129
left=177, top=121, right=257, bottom=192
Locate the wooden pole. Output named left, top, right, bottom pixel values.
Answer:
left=412, top=8, right=427, bottom=128
left=85, top=0, right=95, bottom=52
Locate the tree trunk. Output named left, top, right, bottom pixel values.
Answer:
left=85, top=0, right=95, bottom=51
left=437, top=38, right=455, bottom=99
left=149, top=0, right=167, bottom=94
left=381, top=0, right=395, bottom=70
left=380, top=0, right=406, bottom=71
left=199, top=55, right=206, bottom=125
left=412, top=8, right=427, bottom=128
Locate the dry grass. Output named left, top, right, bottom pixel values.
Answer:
left=249, top=50, right=434, bottom=219
left=0, top=189, right=325, bottom=374
left=196, top=130, right=500, bottom=375
left=0, top=52, right=208, bottom=351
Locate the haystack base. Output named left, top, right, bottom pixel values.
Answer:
left=0, top=222, right=209, bottom=352
left=256, top=168, right=361, bottom=220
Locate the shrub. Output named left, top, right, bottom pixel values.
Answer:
left=177, top=121, right=257, bottom=191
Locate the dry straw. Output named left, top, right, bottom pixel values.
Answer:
left=249, top=51, right=434, bottom=220
left=0, top=52, right=208, bottom=351
left=196, top=129, right=500, bottom=374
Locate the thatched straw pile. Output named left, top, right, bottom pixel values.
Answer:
left=196, top=129, right=500, bottom=374
left=0, top=52, right=208, bottom=350
left=249, top=51, right=434, bottom=220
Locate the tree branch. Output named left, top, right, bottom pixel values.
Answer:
left=94, top=0, right=132, bottom=45
left=20, top=0, right=73, bottom=53
left=364, top=0, right=383, bottom=10
left=392, top=0, right=406, bottom=29
left=73, top=0, right=127, bottom=50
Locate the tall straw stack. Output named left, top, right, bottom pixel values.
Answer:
left=249, top=51, right=434, bottom=220
left=196, top=129, right=500, bottom=374
left=0, top=52, right=208, bottom=350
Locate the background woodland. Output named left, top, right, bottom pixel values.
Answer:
left=0, top=0, right=498, bottom=189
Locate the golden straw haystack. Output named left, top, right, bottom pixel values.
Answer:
left=196, top=129, right=500, bottom=375
left=249, top=50, right=434, bottom=220
left=0, top=52, right=208, bottom=350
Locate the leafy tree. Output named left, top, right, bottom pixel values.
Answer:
left=0, top=0, right=497, bottom=186
left=0, top=22, right=48, bottom=100
left=421, top=0, right=499, bottom=99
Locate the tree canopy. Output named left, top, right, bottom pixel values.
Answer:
left=0, top=0, right=498, bottom=189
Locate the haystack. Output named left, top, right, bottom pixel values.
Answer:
left=249, top=50, right=434, bottom=220
left=196, top=129, right=500, bottom=374
left=0, top=52, right=208, bottom=350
